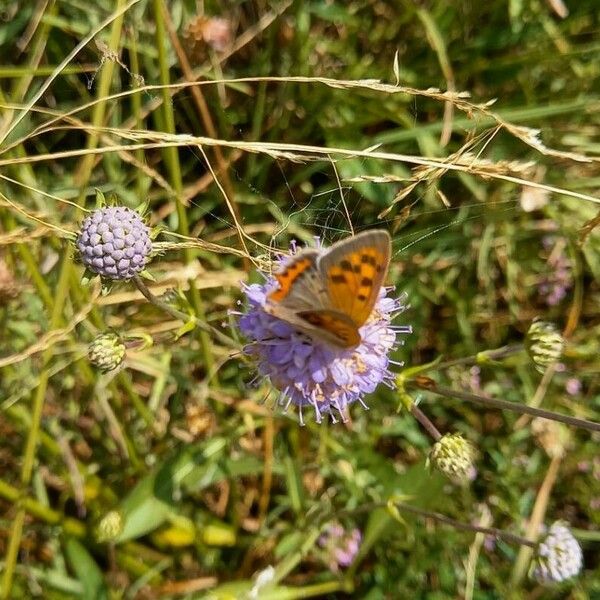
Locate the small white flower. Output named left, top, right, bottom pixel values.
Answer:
left=247, top=565, right=275, bottom=599
left=533, top=521, right=583, bottom=584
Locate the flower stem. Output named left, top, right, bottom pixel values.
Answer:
left=1, top=245, right=74, bottom=598
left=339, top=500, right=536, bottom=549
left=0, top=478, right=86, bottom=538
left=434, top=344, right=524, bottom=370
left=132, top=275, right=238, bottom=349
left=152, top=0, right=216, bottom=380
left=409, top=379, right=600, bottom=434
left=410, top=404, right=442, bottom=441
left=392, top=502, right=536, bottom=549
left=510, top=455, right=561, bottom=585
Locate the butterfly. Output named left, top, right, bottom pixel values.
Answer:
left=264, top=230, right=391, bottom=349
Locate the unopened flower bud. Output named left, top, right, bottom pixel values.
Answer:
left=428, top=433, right=476, bottom=484
left=526, top=320, right=564, bottom=372
left=88, top=332, right=126, bottom=373
left=532, top=521, right=583, bottom=584
left=96, top=510, right=124, bottom=543
left=76, top=206, right=152, bottom=281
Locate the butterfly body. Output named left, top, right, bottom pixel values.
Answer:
left=265, top=230, right=391, bottom=349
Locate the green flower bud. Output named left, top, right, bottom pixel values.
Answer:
left=88, top=332, right=126, bottom=373
left=95, top=510, right=124, bottom=543
left=525, top=319, right=564, bottom=372
left=427, top=433, right=476, bottom=484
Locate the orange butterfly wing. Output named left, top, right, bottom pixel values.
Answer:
left=318, top=230, right=391, bottom=328
left=268, top=250, right=319, bottom=303
left=265, top=230, right=391, bottom=349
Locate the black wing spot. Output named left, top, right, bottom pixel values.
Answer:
left=360, top=254, right=376, bottom=266
left=360, top=277, right=373, bottom=287
left=357, top=294, right=367, bottom=301
left=340, top=260, right=353, bottom=271
left=331, top=274, right=346, bottom=284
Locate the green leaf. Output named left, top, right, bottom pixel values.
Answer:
left=116, top=454, right=185, bottom=542
left=139, top=268, right=156, bottom=281
left=94, top=189, right=106, bottom=208
left=64, top=537, right=108, bottom=600
left=174, top=319, right=197, bottom=340
left=116, top=439, right=228, bottom=542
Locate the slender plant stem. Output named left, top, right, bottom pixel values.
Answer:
left=338, top=501, right=536, bottom=549
left=410, top=380, right=600, bottom=433
left=152, top=0, right=216, bottom=379
left=159, top=3, right=250, bottom=273
left=1, top=212, right=53, bottom=309
left=261, top=580, right=353, bottom=599
left=132, top=275, right=239, bottom=349
left=115, top=374, right=155, bottom=429
left=410, top=404, right=442, bottom=441
left=75, top=0, right=127, bottom=195
left=1, top=246, right=74, bottom=598
left=434, top=344, right=524, bottom=371
left=0, top=479, right=86, bottom=538
left=514, top=363, right=556, bottom=430
left=394, top=502, right=536, bottom=549
left=127, top=26, right=147, bottom=200
left=510, top=455, right=561, bottom=585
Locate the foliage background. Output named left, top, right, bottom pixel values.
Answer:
left=0, top=0, right=599, bottom=598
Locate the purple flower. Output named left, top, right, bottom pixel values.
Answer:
left=77, top=207, right=152, bottom=280
left=318, top=523, right=362, bottom=571
left=236, top=241, right=410, bottom=424
left=538, top=235, right=573, bottom=307
left=565, top=378, right=581, bottom=396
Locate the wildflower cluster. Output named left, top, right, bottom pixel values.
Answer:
left=88, top=332, right=126, bottom=373
left=525, top=319, right=565, bottom=372
left=318, top=523, right=362, bottom=571
left=428, top=433, right=476, bottom=484
left=237, top=241, right=410, bottom=424
left=77, top=206, right=152, bottom=281
left=533, top=521, right=583, bottom=584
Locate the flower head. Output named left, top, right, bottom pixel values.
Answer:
left=428, top=433, right=477, bottom=484
left=76, top=206, right=152, bottom=280
left=237, top=240, right=409, bottom=424
left=533, top=521, right=583, bottom=584
left=318, top=523, right=362, bottom=571
left=88, top=332, right=126, bottom=373
left=525, top=319, right=565, bottom=373
left=95, top=510, right=124, bottom=543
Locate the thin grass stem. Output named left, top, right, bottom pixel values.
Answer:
left=153, top=0, right=216, bottom=380
left=410, top=379, right=600, bottom=433
left=1, top=245, right=74, bottom=598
